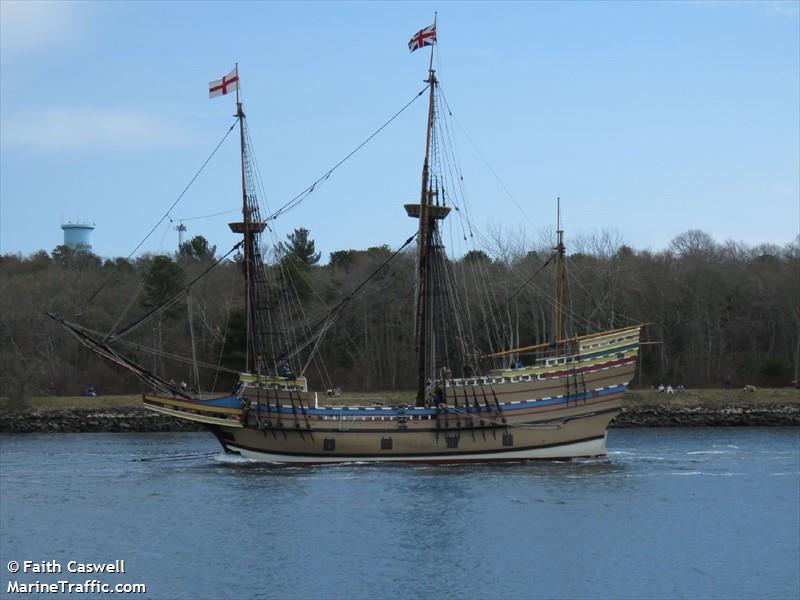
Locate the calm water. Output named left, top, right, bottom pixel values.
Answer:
left=1, top=429, right=798, bottom=600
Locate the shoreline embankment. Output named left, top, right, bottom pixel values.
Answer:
left=1, top=391, right=798, bottom=433
left=0, top=408, right=204, bottom=433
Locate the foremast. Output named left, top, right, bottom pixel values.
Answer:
left=227, top=65, right=266, bottom=375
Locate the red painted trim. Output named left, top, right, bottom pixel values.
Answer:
left=499, top=392, right=624, bottom=418
left=541, top=355, right=635, bottom=379
left=485, top=366, right=634, bottom=402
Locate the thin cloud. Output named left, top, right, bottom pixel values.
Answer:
left=2, top=107, right=193, bottom=151
left=691, top=0, right=799, bottom=17
left=0, top=1, right=85, bottom=60
left=762, top=1, right=800, bottom=17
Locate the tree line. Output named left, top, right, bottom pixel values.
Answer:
left=1, top=228, right=797, bottom=406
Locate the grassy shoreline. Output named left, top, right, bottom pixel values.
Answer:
left=1, top=388, right=797, bottom=411
left=1, top=388, right=796, bottom=432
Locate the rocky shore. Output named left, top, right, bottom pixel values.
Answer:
left=1, top=402, right=798, bottom=433
left=0, top=408, right=203, bottom=434
left=613, top=403, right=799, bottom=427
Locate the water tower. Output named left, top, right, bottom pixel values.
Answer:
left=61, top=221, right=95, bottom=251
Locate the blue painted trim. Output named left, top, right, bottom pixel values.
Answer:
left=256, top=383, right=627, bottom=416
left=189, top=384, right=629, bottom=415
left=196, top=395, right=241, bottom=408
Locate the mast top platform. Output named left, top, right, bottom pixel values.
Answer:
left=229, top=221, right=267, bottom=234
left=404, top=203, right=451, bottom=220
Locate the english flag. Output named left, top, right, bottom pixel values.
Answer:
left=209, top=67, right=239, bottom=99
left=408, top=24, right=436, bottom=53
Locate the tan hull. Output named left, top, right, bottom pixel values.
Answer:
left=144, top=379, right=628, bottom=463
left=142, top=330, right=640, bottom=464
left=197, top=392, right=622, bottom=463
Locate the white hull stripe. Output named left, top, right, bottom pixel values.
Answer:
left=223, top=435, right=608, bottom=464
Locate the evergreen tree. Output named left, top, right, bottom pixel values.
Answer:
left=141, top=256, right=184, bottom=313
left=462, top=249, right=491, bottom=265
left=51, top=244, right=101, bottom=269
left=178, top=235, right=217, bottom=263
left=278, top=228, right=321, bottom=266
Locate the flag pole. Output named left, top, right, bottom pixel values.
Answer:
left=428, top=12, right=437, bottom=73
left=235, top=62, right=240, bottom=105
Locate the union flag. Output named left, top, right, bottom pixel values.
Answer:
left=408, top=24, right=436, bottom=53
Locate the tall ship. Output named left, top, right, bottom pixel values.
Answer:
left=52, top=22, right=641, bottom=463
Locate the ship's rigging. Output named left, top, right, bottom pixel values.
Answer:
left=46, top=23, right=644, bottom=464
left=58, top=49, right=636, bottom=402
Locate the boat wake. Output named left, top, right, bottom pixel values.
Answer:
left=136, top=451, right=218, bottom=463
left=212, top=453, right=258, bottom=465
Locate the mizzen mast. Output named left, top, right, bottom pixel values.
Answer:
left=553, top=197, right=567, bottom=357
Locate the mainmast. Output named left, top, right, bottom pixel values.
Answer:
left=405, top=14, right=450, bottom=406
left=553, top=197, right=567, bottom=357
left=414, top=67, right=437, bottom=406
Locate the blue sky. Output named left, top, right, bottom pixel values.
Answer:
left=1, top=0, right=798, bottom=261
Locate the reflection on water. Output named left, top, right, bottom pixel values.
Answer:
left=1, top=428, right=798, bottom=600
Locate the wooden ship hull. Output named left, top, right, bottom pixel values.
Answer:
left=143, top=326, right=640, bottom=463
